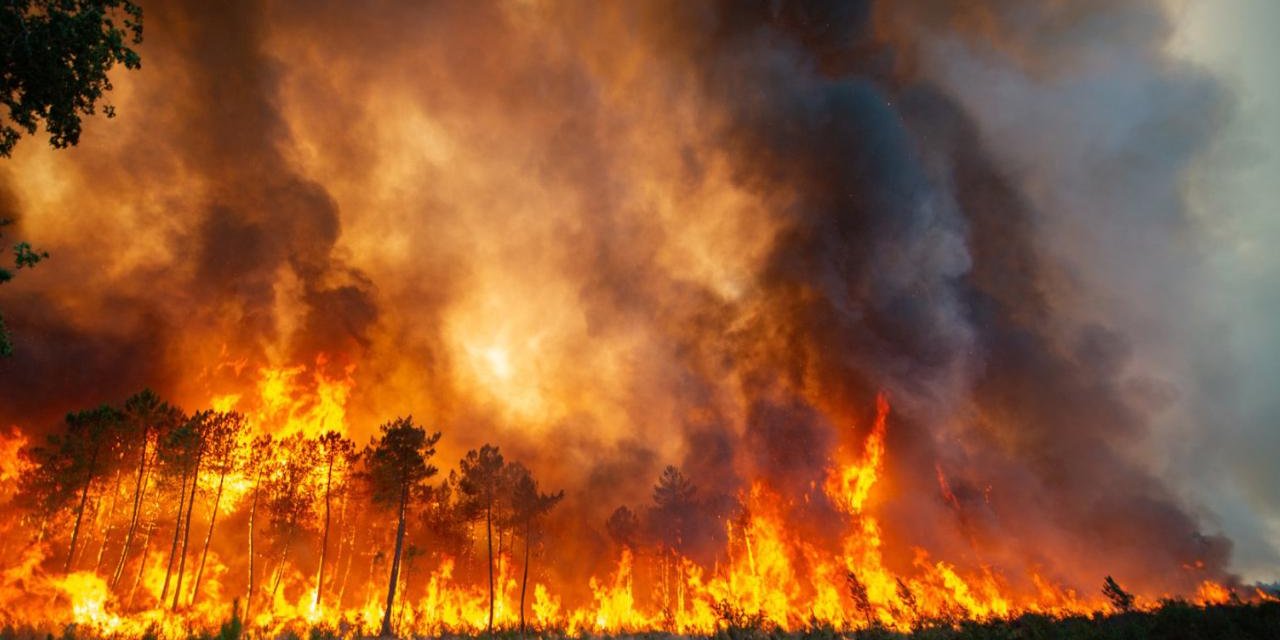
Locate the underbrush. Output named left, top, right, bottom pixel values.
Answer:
left=1, top=600, right=1277, bottom=640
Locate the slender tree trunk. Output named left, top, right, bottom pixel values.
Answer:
left=365, top=548, right=379, bottom=605
left=333, top=487, right=352, bottom=608
left=113, top=431, right=149, bottom=588
left=396, top=551, right=413, bottom=631
left=80, top=486, right=108, bottom=569
left=94, top=469, right=124, bottom=572
left=520, top=518, right=531, bottom=638
left=270, top=532, right=293, bottom=604
left=160, top=466, right=190, bottom=601
left=130, top=512, right=156, bottom=606
left=245, top=475, right=261, bottom=620
left=314, top=457, right=335, bottom=611
left=487, top=501, right=495, bottom=633
left=190, top=467, right=226, bottom=605
left=379, top=484, right=409, bottom=638
left=172, top=452, right=202, bottom=611
left=496, top=523, right=506, bottom=618
left=64, top=478, right=92, bottom=573
left=64, top=446, right=100, bottom=573
left=336, top=518, right=356, bottom=608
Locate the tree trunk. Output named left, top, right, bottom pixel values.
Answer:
left=112, top=430, right=149, bottom=588
left=487, top=501, right=495, bottom=633
left=496, top=524, right=504, bottom=594
left=314, top=456, right=335, bottom=611
left=520, top=518, right=531, bottom=638
left=270, top=532, right=293, bottom=605
left=94, top=468, right=124, bottom=572
left=64, top=478, right=92, bottom=573
left=395, top=549, right=413, bottom=631
left=379, top=483, right=409, bottom=638
left=245, top=475, right=261, bottom=620
left=336, top=516, right=356, bottom=608
left=76, top=485, right=107, bottom=570
left=130, top=508, right=156, bottom=606
left=333, top=486, right=352, bottom=608
left=64, top=445, right=100, bottom=573
left=160, top=466, right=190, bottom=601
left=172, top=452, right=202, bottom=611
left=190, top=466, right=226, bottom=605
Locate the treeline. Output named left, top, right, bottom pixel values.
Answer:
left=12, top=390, right=565, bottom=636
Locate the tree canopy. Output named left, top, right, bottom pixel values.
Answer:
left=0, top=0, right=143, bottom=157
left=0, top=1, right=143, bottom=355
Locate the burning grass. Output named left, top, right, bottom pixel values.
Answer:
left=1, top=599, right=1279, bottom=640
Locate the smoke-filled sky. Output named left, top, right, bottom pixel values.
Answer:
left=1164, top=0, right=1280, bottom=583
left=0, top=0, right=1276, bottom=588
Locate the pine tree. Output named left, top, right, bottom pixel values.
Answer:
left=242, top=433, right=274, bottom=620
left=650, top=465, right=696, bottom=617
left=264, top=433, right=320, bottom=605
left=54, top=405, right=124, bottom=572
left=111, top=390, right=181, bottom=588
left=313, top=430, right=357, bottom=612
left=1103, top=575, right=1135, bottom=612
left=190, top=411, right=247, bottom=606
left=605, top=505, right=640, bottom=551
left=509, top=463, right=563, bottom=637
left=458, top=444, right=507, bottom=634
left=168, top=411, right=213, bottom=610
left=362, top=416, right=440, bottom=638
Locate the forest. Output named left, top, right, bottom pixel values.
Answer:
left=1, top=390, right=1276, bottom=640
left=4, top=390, right=575, bottom=637
left=3, top=388, right=810, bottom=638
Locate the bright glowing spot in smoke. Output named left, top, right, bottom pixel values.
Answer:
left=484, top=346, right=513, bottom=380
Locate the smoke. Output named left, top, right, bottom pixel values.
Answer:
left=0, top=0, right=1257, bottom=593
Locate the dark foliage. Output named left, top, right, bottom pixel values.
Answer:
left=0, top=218, right=46, bottom=356
left=1102, top=575, right=1135, bottom=613
left=0, top=0, right=143, bottom=156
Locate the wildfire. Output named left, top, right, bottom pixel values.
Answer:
left=211, top=356, right=355, bottom=439
left=0, top=427, right=29, bottom=485
left=0, top=368, right=1253, bottom=640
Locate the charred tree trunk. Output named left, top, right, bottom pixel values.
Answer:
left=395, top=549, right=414, bottom=631
left=245, top=474, right=262, bottom=620
left=112, top=431, right=149, bottom=588
left=379, top=483, right=409, bottom=638
left=314, top=456, right=335, bottom=611
left=77, top=482, right=106, bottom=570
left=94, top=469, right=124, bottom=572
left=487, top=502, right=496, bottom=633
left=64, top=444, right=101, bottom=573
left=332, top=487, right=352, bottom=608
left=268, top=522, right=296, bottom=608
left=520, top=518, right=531, bottom=638
left=130, top=511, right=156, bottom=606
left=160, top=466, right=190, bottom=601
left=171, top=451, right=202, bottom=611
left=190, top=466, right=226, bottom=605
left=336, top=515, right=357, bottom=608
left=270, top=533, right=293, bottom=605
